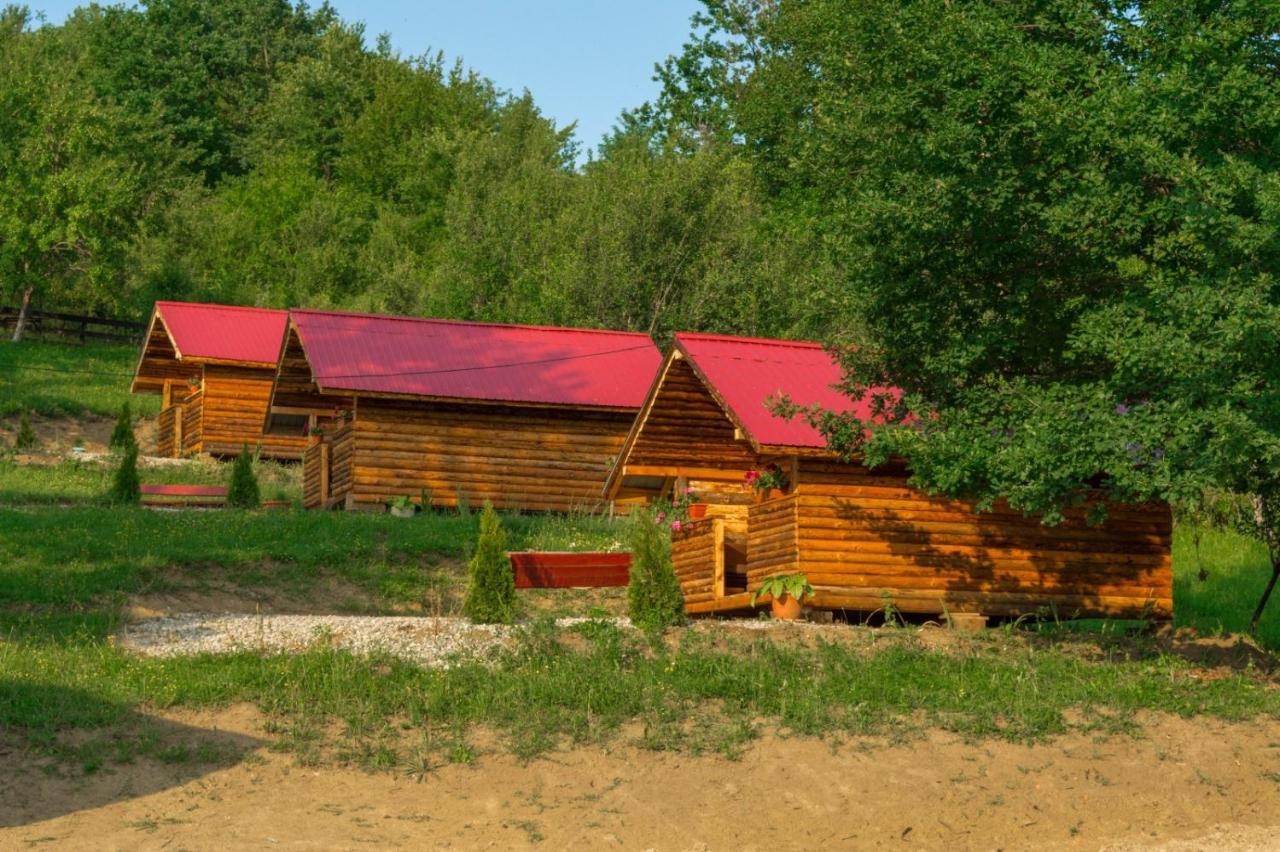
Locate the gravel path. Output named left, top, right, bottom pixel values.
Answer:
left=122, top=613, right=631, bottom=667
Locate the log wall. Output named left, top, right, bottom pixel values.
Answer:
left=346, top=399, right=631, bottom=513
left=156, top=404, right=181, bottom=458
left=614, top=356, right=758, bottom=504
left=672, top=520, right=720, bottom=608
left=302, top=441, right=324, bottom=509
left=194, top=366, right=309, bottom=460
left=181, top=390, right=203, bottom=455
left=749, top=460, right=1173, bottom=619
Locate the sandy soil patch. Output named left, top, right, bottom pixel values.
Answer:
left=1, top=705, right=1277, bottom=850
left=0, top=412, right=157, bottom=455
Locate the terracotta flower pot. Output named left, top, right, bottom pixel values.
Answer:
left=754, top=487, right=784, bottom=504
left=688, top=502, right=708, bottom=520
left=771, top=593, right=804, bottom=621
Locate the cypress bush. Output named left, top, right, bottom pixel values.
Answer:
left=15, top=411, right=37, bottom=450
left=463, top=501, right=516, bottom=624
left=110, top=443, right=141, bottom=504
left=626, top=508, right=685, bottom=633
left=226, top=445, right=260, bottom=508
left=109, top=401, right=136, bottom=450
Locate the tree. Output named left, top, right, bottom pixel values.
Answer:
left=463, top=501, right=516, bottom=624
left=226, top=445, right=260, bottom=508
left=626, top=508, right=685, bottom=633
left=720, top=1, right=1280, bottom=625
left=109, top=401, right=135, bottom=450
left=110, top=442, right=141, bottom=504
left=0, top=7, right=177, bottom=333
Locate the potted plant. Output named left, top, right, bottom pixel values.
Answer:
left=751, top=573, right=814, bottom=620
left=306, top=424, right=324, bottom=445
left=655, top=486, right=704, bottom=534
left=744, top=464, right=790, bottom=502
left=387, top=494, right=418, bottom=518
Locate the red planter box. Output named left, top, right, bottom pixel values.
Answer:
left=509, top=552, right=631, bottom=589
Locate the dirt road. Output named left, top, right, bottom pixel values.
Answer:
left=3, top=705, right=1278, bottom=850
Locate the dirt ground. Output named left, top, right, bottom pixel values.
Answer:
left=2, top=705, right=1278, bottom=851
left=0, top=412, right=158, bottom=455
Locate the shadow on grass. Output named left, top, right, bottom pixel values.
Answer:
left=0, top=681, right=261, bottom=828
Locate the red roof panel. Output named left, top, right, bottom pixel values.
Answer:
left=676, top=332, right=898, bottom=450
left=156, top=301, right=288, bottom=366
left=293, top=309, right=662, bottom=409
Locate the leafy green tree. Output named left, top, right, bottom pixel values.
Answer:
left=109, top=401, right=135, bottom=451
left=226, top=445, right=260, bottom=508
left=110, top=442, right=141, bottom=504
left=463, top=501, right=516, bottom=624
left=0, top=7, right=177, bottom=333
left=626, top=508, right=685, bottom=633
left=713, top=1, right=1280, bottom=625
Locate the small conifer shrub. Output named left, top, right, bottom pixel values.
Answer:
left=226, top=445, right=260, bottom=508
left=110, top=443, right=141, bottom=504
left=626, top=507, right=685, bottom=633
left=463, top=501, right=516, bottom=624
left=15, top=411, right=37, bottom=450
left=109, top=401, right=136, bottom=450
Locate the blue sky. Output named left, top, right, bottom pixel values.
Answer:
left=31, top=0, right=702, bottom=158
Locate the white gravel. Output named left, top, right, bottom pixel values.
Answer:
left=121, top=613, right=631, bottom=667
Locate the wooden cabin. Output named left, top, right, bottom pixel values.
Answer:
left=266, top=309, right=662, bottom=512
left=132, top=302, right=306, bottom=460
left=605, top=333, right=1173, bottom=621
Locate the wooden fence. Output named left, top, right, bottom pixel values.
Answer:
left=1, top=306, right=146, bottom=345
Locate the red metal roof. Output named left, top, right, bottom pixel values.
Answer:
left=676, top=332, right=898, bottom=450
left=156, top=301, right=288, bottom=366
left=292, top=309, right=662, bottom=409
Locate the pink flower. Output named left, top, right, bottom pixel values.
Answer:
left=671, top=520, right=683, bottom=532
left=657, top=511, right=666, bottom=521
left=685, top=486, right=694, bottom=495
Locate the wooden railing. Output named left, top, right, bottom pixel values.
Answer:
left=1, top=306, right=146, bottom=344
left=302, top=440, right=330, bottom=509
left=180, top=390, right=203, bottom=454
left=672, top=520, right=721, bottom=608
left=328, top=425, right=354, bottom=507
left=156, top=404, right=184, bottom=458
left=746, top=494, right=800, bottom=585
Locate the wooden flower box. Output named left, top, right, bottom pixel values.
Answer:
left=508, top=552, right=631, bottom=589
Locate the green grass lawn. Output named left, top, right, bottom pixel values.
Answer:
left=0, top=505, right=623, bottom=619
left=0, top=456, right=301, bottom=505
left=0, top=339, right=156, bottom=418
left=1173, top=526, right=1280, bottom=647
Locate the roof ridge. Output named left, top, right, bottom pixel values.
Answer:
left=291, top=308, right=655, bottom=340
left=676, top=331, right=829, bottom=350
left=158, top=301, right=287, bottom=316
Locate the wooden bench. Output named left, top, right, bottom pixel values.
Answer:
left=140, top=484, right=227, bottom=508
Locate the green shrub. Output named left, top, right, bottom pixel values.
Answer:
left=109, top=444, right=141, bottom=504
left=15, top=411, right=37, bottom=450
left=626, top=507, right=685, bottom=633
left=108, top=401, right=136, bottom=450
left=226, top=445, right=260, bottom=509
left=463, top=501, right=516, bottom=624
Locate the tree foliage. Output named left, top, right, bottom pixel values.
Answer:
left=0, top=1, right=836, bottom=340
